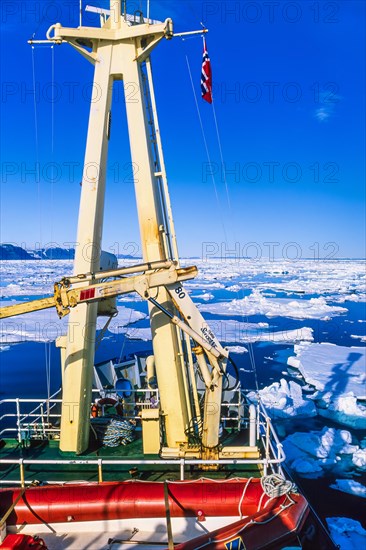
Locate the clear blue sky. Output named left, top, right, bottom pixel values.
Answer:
left=0, top=0, right=365, bottom=259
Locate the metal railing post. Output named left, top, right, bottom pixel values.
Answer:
left=98, top=458, right=103, bottom=482
left=180, top=458, right=185, bottom=480
left=264, top=416, right=270, bottom=476
left=19, top=459, right=25, bottom=487
left=15, top=399, right=21, bottom=443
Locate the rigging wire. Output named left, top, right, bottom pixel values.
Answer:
left=32, top=43, right=57, bottom=409
left=184, top=36, right=260, bottom=392
left=50, top=45, right=55, bottom=257
left=185, top=52, right=228, bottom=244
left=211, top=100, right=231, bottom=209
left=118, top=306, right=134, bottom=363
left=31, top=45, right=42, bottom=246
left=206, top=41, right=260, bottom=393
left=45, top=46, right=56, bottom=410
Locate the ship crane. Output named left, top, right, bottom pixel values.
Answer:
left=0, top=259, right=257, bottom=462
left=1, top=0, right=259, bottom=462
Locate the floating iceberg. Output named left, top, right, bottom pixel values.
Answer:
left=226, top=345, right=248, bottom=354
left=326, top=517, right=366, bottom=550
left=283, top=427, right=364, bottom=478
left=351, top=334, right=366, bottom=343
left=330, top=479, right=366, bottom=499
left=193, top=292, right=214, bottom=301
left=316, top=392, right=366, bottom=430
left=247, top=379, right=316, bottom=419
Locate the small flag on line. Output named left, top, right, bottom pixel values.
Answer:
left=201, top=38, right=212, bottom=103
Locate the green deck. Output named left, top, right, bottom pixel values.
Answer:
left=0, top=428, right=263, bottom=486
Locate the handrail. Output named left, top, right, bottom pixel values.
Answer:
left=0, top=391, right=286, bottom=484
left=0, top=388, right=243, bottom=434
left=0, top=453, right=286, bottom=485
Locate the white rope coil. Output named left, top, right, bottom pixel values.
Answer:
left=260, top=473, right=296, bottom=498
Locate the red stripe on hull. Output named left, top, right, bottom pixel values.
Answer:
left=1, top=479, right=283, bottom=526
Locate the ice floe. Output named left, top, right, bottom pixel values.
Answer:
left=203, top=318, right=313, bottom=344
left=193, top=292, right=214, bottom=301
left=352, top=448, right=366, bottom=470
left=330, top=479, right=366, bottom=498
left=124, top=327, right=152, bottom=341
left=225, top=284, right=242, bottom=292
left=287, top=342, right=366, bottom=399
left=226, top=345, right=248, bottom=354
left=248, top=379, right=317, bottom=419
left=316, top=392, right=366, bottom=430
left=351, top=334, right=366, bottom=343
left=282, top=427, right=365, bottom=478
left=199, top=291, right=348, bottom=320
left=0, top=260, right=73, bottom=297
left=0, top=304, right=146, bottom=343
left=326, top=517, right=366, bottom=550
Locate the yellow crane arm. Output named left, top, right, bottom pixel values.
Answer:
left=0, top=296, right=56, bottom=319
left=0, top=263, right=197, bottom=320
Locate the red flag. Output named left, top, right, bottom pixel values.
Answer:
left=201, top=38, right=212, bottom=103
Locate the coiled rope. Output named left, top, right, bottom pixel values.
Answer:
left=260, top=473, right=297, bottom=498
left=95, top=419, right=136, bottom=448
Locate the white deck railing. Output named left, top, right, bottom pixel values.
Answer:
left=0, top=393, right=285, bottom=485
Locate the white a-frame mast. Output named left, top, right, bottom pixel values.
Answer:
left=44, top=1, right=190, bottom=454
left=30, top=1, right=239, bottom=460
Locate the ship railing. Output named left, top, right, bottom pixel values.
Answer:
left=0, top=446, right=286, bottom=487
left=0, top=399, right=286, bottom=485
left=0, top=390, right=63, bottom=442
left=0, top=389, right=160, bottom=441
left=0, top=392, right=284, bottom=476
left=0, top=391, right=242, bottom=439
left=257, top=400, right=285, bottom=477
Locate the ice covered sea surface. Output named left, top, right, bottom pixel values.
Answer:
left=0, top=258, right=365, bottom=545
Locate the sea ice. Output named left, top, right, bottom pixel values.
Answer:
left=0, top=304, right=146, bottom=343
left=246, top=327, right=313, bottom=344
left=205, top=318, right=312, bottom=345
left=351, top=334, right=366, bottom=343
left=352, top=449, right=366, bottom=470
left=199, top=291, right=347, bottom=320
left=282, top=427, right=364, bottom=477
left=330, top=479, right=366, bottom=499
left=0, top=260, right=73, bottom=296
left=193, top=292, right=214, bottom=301
left=287, top=342, right=366, bottom=399
left=226, top=284, right=243, bottom=292
left=316, top=392, right=366, bottom=430
left=326, top=517, right=366, bottom=550
left=226, top=345, right=248, bottom=354
left=247, top=379, right=317, bottom=419
left=124, top=327, right=152, bottom=341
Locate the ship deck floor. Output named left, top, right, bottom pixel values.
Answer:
left=0, top=428, right=263, bottom=485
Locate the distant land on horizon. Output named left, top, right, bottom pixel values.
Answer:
left=0, top=244, right=137, bottom=261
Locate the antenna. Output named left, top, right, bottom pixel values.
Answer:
left=79, top=0, right=82, bottom=26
